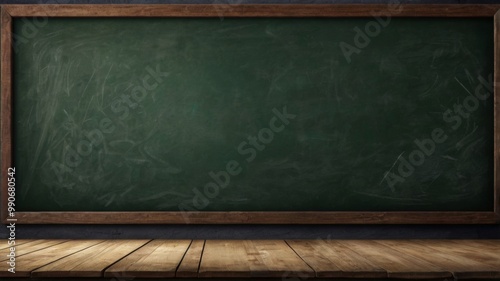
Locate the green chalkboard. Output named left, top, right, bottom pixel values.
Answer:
left=13, top=17, right=494, bottom=212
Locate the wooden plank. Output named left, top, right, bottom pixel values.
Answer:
left=199, top=240, right=314, bottom=278
left=424, top=240, right=500, bottom=260
left=0, top=239, right=496, bottom=278
left=4, top=4, right=500, bottom=17
left=337, top=240, right=451, bottom=279
left=32, top=239, right=149, bottom=278
left=0, top=240, right=35, bottom=250
left=495, top=9, right=500, bottom=219
left=176, top=240, right=205, bottom=278
left=0, top=6, right=12, bottom=224
left=104, top=239, right=190, bottom=278
left=412, top=240, right=500, bottom=279
left=287, top=240, right=386, bottom=278
left=378, top=240, right=499, bottom=279
left=0, top=240, right=68, bottom=261
left=12, top=211, right=500, bottom=224
left=0, top=240, right=103, bottom=277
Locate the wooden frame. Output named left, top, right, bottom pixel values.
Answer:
left=2, top=4, right=500, bottom=224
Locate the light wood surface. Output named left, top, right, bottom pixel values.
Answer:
left=287, top=239, right=386, bottom=278
left=199, top=240, right=314, bottom=278
left=32, top=240, right=149, bottom=277
left=0, top=239, right=67, bottom=261
left=0, top=239, right=498, bottom=279
left=413, top=240, right=500, bottom=279
left=176, top=240, right=205, bottom=277
left=0, top=240, right=103, bottom=277
left=104, top=239, right=190, bottom=278
left=0, top=239, right=34, bottom=250
left=336, top=240, right=451, bottom=279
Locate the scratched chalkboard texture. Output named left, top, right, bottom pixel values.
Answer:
left=13, top=17, right=493, bottom=211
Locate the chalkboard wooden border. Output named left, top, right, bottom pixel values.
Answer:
left=1, top=4, right=500, bottom=224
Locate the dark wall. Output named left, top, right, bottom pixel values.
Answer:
left=1, top=0, right=499, bottom=239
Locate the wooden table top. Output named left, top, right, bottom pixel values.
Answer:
left=0, top=239, right=498, bottom=279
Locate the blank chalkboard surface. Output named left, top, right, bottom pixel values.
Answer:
left=2, top=4, right=499, bottom=224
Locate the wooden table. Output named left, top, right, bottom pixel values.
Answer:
left=0, top=239, right=498, bottom=279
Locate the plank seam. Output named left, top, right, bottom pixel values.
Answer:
left=101, top=239, right=154, bottom=278
left=0, top=239, right=34, bottom=250
left=0, top=240, right=69, bottom=262
left=284, top=240, right=317, bottom=278
left=372, top=240, right=454, bottom=279
left=174, top=239, right=193, bottom=277
left=411, top=240, right=500, bottom=279
left=196, top=240, right=207, bottom=278
left=28, top=240, right=106, bottom=278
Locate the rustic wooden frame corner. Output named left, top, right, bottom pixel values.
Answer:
left=2, top=4, right=500, bottom=224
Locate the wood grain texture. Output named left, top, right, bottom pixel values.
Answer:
left=412, top=240, right=500, bottom=279
left=12, top=211, right=500, bottom=224
left=287, top=240, right=386, bottom=278
left=442, top=240, right=500, bottom=270
left=104, top=239, right=190, bottom=278
left=337, top=240, right=451, bottom=279
left=0, top=239, right=498, bottom=278
left=1, top=6, right=12, bottom=224
left=0, top=240, right=103, bottom=277
left=176, top=240, right=205, bottom=278
left=378, top=240, right=499, bottom=279
left=0, top=239, right=34, bottom=250
left=32, top=240, right=149, bottom=278
left=3, top=4, right=500, bottom=17
left=0, top=239, right=67, bottom=261
left=495, top=10, right=500, bottom=218
left=199, top=240, right=314, bottom=278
